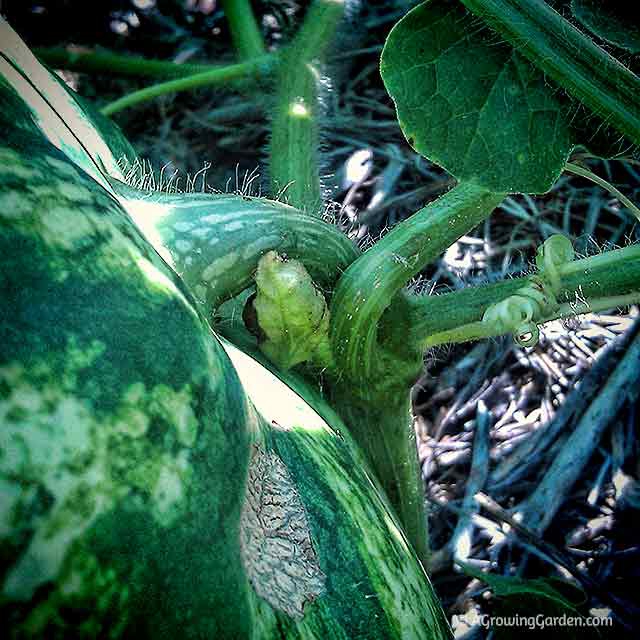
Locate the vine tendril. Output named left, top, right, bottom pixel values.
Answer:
left=482, top=234, right=574, bottom=347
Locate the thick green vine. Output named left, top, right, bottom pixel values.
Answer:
left=36, top=47, right=218, bottom=78
left=404, top=243, right=640, bottom=349
left=220, top=0, right=266, bottom=61
left=109, top=180, right=359, bottom=313
left=101, top=56, right=274, bottom=116
left=329, top=183, right=505, bottom=389
left=269, top=0, right=345, bottom=214
left=459, top=0, right=640, bottom=147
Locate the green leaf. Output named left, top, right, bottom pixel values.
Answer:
left=572, top=0, right=640, bottom=53
left=380, top=0, right=575, bottom=193
left=458, top=562, right=585, bottom=612
left=457, top=561, right=602, bottom=639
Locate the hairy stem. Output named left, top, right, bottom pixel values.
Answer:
left=565, top=161, right=640, bottom=222
left=36, top=47, right=216, bottom=78
left=459, top=0, right=640, bottom=146
left=404, top=244, right=640, bottom=349
left=220, top=0, right=266, bottom=60
left=329, top=390, right=431, bottom=569
left=269, top=0, right=344, bottom=214
left=330, top=182, right=505, bottom=385
left=110, top=180, right=359, bottom=314
left=101, top=56, right=274, bottom=116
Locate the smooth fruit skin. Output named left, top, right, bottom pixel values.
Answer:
left=0, top=54, right=451, bottom=640
left=0, top=125, right=258, bottom=638
left=0, top=128, right=451, bottom=639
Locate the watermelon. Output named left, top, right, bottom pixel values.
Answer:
left=0, top=18, right=451, bottom=639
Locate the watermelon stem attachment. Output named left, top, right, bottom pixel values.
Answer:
left=329, top=182, right=505, bottom=387
left=328, top=390, right=431, bottom=568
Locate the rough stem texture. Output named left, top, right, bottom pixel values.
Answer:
left=404, top=243, right=640, bottom=348
left=460, top=0, right=640, bottom=146
left=330, top=182, right=505, bottom=386
left=325, top=183, right=502, bottom=560
left=269, top=1, right=344, bottom=214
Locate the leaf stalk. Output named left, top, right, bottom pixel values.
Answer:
left=460, top=0, right=640, bottom=146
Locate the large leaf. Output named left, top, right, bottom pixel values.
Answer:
left=572, top=0, right=640, bottom=53
left=380, top=0, right=575, bottom=193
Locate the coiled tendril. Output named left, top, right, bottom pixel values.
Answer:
left=482, top=235, right=574, bottom=347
